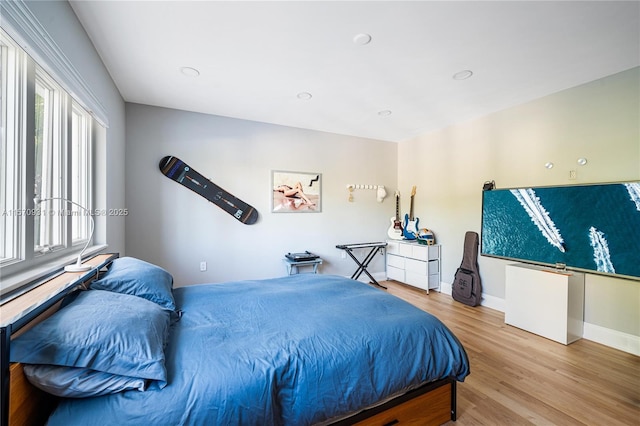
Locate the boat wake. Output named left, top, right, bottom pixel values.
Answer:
left=624, top=182, right=640, bottom=212
left=511, top=188, right=565, bottom=252
left=589, top=227, right=615, bottom=273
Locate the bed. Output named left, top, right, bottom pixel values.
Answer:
left=3, top=255, right=469, bottom=425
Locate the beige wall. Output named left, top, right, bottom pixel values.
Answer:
left=398, top=67, right=640, bottom=338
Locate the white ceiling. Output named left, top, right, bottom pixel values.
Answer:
left=69, top=1, right=640, bottom=143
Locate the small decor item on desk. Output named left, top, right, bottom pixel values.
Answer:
left=416, top=229, right=436, bottom=245
left=285, top=251, right=319, bottom=262
left=482, top=180, right=496, bottom=191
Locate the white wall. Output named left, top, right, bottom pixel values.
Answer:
left=125, top=104, right=397, bottom=286
left=398, top=67, right=640, bottom=350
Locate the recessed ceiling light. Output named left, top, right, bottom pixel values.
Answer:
left=545, top=162, right=554, bottom=169
left=452, top=70, right=473, bottom=80
left=353, top=33, right=372, bottom=46
left=297, top=92, right=312, bottom=100
left=180, top=67, right=200, bottom=77
left=378, top=110, right=392, bottom=117
left=577, top=158, right=588, bottom=166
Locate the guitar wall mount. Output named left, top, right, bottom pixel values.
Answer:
left=345, top=184, right=387, bottom=202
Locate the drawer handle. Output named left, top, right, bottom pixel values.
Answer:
left=383, top=420, right=399, bottom=426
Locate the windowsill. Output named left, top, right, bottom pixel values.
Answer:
left=0, top=252, right=117, bottom=329
left=0, top=244, right=108, bottom=302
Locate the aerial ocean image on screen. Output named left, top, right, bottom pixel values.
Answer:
left=482, top=182, right=640, bottom=279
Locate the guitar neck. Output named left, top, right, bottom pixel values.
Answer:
left=408, top=186, right=417, bottom=221
left=409, top=195, right=414, bottom=220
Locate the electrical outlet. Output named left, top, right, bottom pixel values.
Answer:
left=569, top=170, right=577, bottom=180
left=200, top=261, right=207, bottom=271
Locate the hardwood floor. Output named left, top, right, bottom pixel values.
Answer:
left=381, top=280, right=640, bottom=426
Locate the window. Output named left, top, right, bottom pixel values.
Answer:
left=70, top=102, right=92, bottom=244
left=0, top=40, right=10, bottom=261
left=34, top=70, right=65, bottom=253
left=0, top=29, right=25, bottom=266
left=0, top=28, right=98, bottom=288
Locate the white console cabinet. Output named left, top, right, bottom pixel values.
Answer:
left=505, top=263, right=584, bottom=345
left=386, top=241, right=441, bottom=293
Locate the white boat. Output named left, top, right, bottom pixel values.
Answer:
left=624, top=182, right=640, bottom=212
left=589, top=226, right=615, bottom=273
left=511, top=188, right=565, bottom=252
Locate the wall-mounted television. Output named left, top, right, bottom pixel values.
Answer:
left=481, top=181, right=640, bottom=281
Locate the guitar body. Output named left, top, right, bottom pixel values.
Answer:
left=402, top=186, right=419, bottom=240
left=388, top=217, right=403, bottom=240
left=402, top=214, right=419, bottom=239
left=387, top=191, right=404, bottom=240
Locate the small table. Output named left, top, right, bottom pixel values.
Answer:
left=284, top=258, right=323, bottom=275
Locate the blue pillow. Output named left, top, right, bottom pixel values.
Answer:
left=22, top=364, right=147, bottom=398
left=10, top=290, right=169, bottom=386
left=90, top=257, right=176, bottom=312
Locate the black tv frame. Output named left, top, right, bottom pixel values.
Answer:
left=480, top=180, right=640, bottom=281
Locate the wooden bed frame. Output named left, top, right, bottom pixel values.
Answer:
left=2, top=254, right=457, bottom=426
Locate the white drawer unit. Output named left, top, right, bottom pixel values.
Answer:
left=386, top=241, right=441, bottom=292
left=505, top=263, right=584, bottom=345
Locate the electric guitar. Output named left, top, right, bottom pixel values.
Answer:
left=403, top=186, right=419, bottom=239
left=387, top=191, right=403, bottom=240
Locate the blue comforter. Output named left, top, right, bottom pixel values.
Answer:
left=48, top=274, right=469, bottom=425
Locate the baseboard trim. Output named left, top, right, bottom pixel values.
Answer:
left=371, top=272, right=387, bottom=284
left=438, top=281, right=505, bottom=312
left=439, top=281, right=452, bottom=295
left=440, top=281, right=638, bottom=356
left=348, top=272, right=388, bottom=285
left=583, top=322, right=640, bottom=356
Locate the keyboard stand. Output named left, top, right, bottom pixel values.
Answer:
left=335, top=242, right=388, bottom=289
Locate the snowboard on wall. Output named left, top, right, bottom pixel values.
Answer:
left=159, top=155, right=258, bottom=225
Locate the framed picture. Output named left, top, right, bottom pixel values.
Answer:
left=271, top=170, right=321, bottom=213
